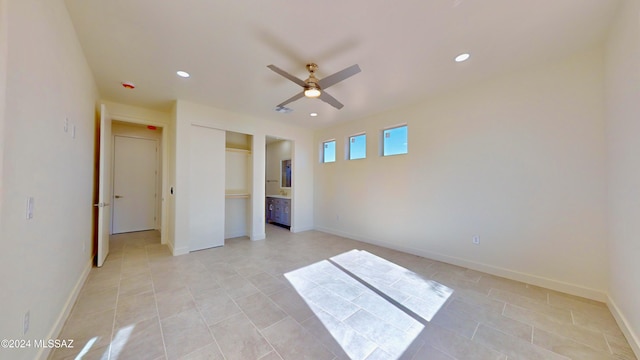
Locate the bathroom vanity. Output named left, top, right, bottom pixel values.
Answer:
left=266, top=196, right=291, bottom=227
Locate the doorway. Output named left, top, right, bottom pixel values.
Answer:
left=112, top=135, right=158, bottom=233
left=265, top=136, right=293, bottom=231
left=111, top=122, right=163, bottom=234
left=94, top=107, right=168, bottom=265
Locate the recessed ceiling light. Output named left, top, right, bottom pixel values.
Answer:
left=455, top=53, right=470, bottom=62
left=176, top=70, right=190, bottom=78
left=310, top=112, right=318, bottom=117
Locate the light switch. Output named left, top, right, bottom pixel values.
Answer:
left=26, top=197, right=34, bottom=219
left=71, top=124, right=76, bottom=139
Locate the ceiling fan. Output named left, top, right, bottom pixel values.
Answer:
left=267, top=63, right=361, bottom=110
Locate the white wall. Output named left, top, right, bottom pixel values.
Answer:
left=315, top=46, right=609, bottom=300
left=266, top=140, right=293, bottom=196
left=173, top=100, right=314, bottom=254
left=112, top=121, right=163, bottom=141
left=226, top=149, right=251, bottom=194
left=226, top=131, right=251, bottom=150
left=103, top=100, right=173, bottom=125
left=0, top=0, right=99, bottom=359
left=0, top=0, right=8, bottom=235
left=225, top=197, right=249, bottom=238
left=605, top=0, right=640, bottom=355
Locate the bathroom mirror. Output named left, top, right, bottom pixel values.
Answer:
left=281, top=159, right=292, bottom=188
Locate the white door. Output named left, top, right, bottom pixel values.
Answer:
left=112, top=136, right=158, bottom=233
left=96, top=104, right=112, bottom=267
left=189, top=125, right=225, bottom=251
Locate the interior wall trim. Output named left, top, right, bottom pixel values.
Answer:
left=315, top=226, right=608, bottom=302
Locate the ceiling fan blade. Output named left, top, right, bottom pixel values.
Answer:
left=318, top=64, right=361, bottom=89
left=267, top=65, right=306, bottom=87
left=277, top=92, right=305, bottom=108
left=318, top=91, right=344, bottom=110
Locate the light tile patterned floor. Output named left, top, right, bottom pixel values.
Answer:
left=50, top=225, right=637, bottom=360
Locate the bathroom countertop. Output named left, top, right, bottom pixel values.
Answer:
left=266, top=195, right=291, bottom=199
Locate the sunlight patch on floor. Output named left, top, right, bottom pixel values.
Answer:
left=285, top=250, right=453, bottom=359
left=108, top=324, right=135, bottom=359
left=74, top=336, right=99, bottom=360
left=331, top=250, right=453, bottom=322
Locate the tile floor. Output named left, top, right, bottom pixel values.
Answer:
left=50, top=225, right=637, bottom=360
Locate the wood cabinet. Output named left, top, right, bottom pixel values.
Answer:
left=266, top=197, right=290, bottom=227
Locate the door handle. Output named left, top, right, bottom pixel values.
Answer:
left=115, top=195, right=123, bottom=199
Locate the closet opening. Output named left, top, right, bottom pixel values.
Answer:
left=225, top=131, right=253, bottom=240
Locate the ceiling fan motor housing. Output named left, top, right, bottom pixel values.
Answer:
left=305, top=64, right=320, bottom=90
left=304, top=63, right=321, bottom=97
left=267, top=62, right=360, bottom=109
left=305, top=76, right=320, bottom=90
left=306, top=63, right=318, bottom=73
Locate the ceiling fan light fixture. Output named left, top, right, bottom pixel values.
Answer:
left=304, top=88, right=321, bottom=98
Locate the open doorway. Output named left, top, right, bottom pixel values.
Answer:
left=111, top=121, right=163, bottom=234
left=93, top=105, right=169, bottom=266
left=265, top=136, right=292, bottom=230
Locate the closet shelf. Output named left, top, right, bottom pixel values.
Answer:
left=225, top=147, right=251, bottom=154
left=225, top=192, right=250, bottom=199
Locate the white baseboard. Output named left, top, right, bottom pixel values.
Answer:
left=251, top=233, right=266, bottom=241
left=166, top=237, right=189, bottom=256
left=38, top=258, right=92, bottom=360
left=172, top=245, right=189, bottom=256
left=166, top=239, right=175, bottom=254
left=315, top=226, right=607, bottom=302
left=225, top=230, right=248, bottom=239
left=291, top=225, right=314, bottom=233
left=608, top=296, right=640, bottom=358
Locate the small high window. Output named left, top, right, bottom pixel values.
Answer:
left=382, top=125, right=408, bottom=156
left=348, top=134, right=366, bottom=160
left=322, top=140, right=336, bottom=163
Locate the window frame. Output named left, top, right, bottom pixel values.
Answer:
left=347, top=133, right=367, bottom=160
left=321, top=139, right=336, bottom=163
left=381, top=124, right=408, bottom=157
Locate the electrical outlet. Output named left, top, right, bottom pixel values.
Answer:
left=472, top=235, right=480, bottom=245
left=23, top=310, right=30, bottom=335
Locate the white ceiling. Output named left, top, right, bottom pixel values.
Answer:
left=64, top=0, right=619, bottom=129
